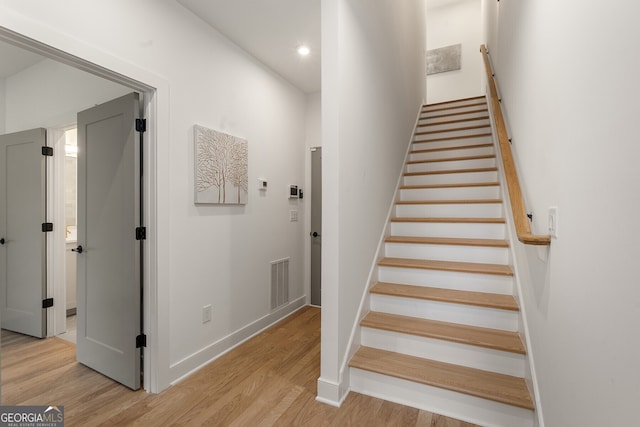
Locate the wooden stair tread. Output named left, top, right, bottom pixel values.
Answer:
left=410, top=142, right=493, bottom=155
left=404, top=167, right=497, bottom=176
left=371, top=282, right=519, bottom=311
left=417, top=116, right=490, bottom=128
left=415, top=124, right=491, bottom=136
left=395, top=198, right=502, bottom=205
left=422, top=96, right=486, bottom=108
left=361, top=311, right=525, bottom=354
left=420, top=108, right=489, bottom=121
left=378, top=257, right=513, bottom=276
left=385, top=235, right=508, bottom=247
left=349, top=346, right=534, bottom=410
left=390, top=217, right=505, bottom=224
left=406, top=154, right=495, bottom=164
left=400, top=181, right=499, bottom=189
left=414, top=133, right=493, bottom=143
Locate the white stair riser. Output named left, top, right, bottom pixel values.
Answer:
left=416, top=118, right=489, bottom=133
left=411, top=136, right=493, bottom=151
left=385, top=242, right=510, bottom=264
left=410, top=145, right=494, bottom=161
left=416, top=127, right=492, bottom=141
left=422, top=103, right=488, bottom=116
left=419, top=110, right=490, bottom=124
left=404, top=171, right=498, bottom=186
left=370, top=294, right=518, bottom=330
left=361, top=328, right=526, bottom=377
left=413, top=135, right=493, bottom=149
left=390, top=222, right=506, bottom=239
left=349, top=369, right=534, bottom=427
left=377, top=267, right=514, bottom=294
left=406, top=157, right=495, bottom=173
left=395, top=203, right=504, bottom=219
left=423, top=99, right=486, bottom=110
left=400, top=186, right=500, bottom=201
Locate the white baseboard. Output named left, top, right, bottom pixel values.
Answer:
left=168, top=296, right=306, bottom=386
left=316, top=377, right=348, bottom=407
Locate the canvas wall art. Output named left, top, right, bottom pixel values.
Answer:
left=426, top=44, right=462, bottom=75
left=195, top=125, right=248, bottom=204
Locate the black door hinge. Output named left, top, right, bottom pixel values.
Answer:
left=42, top=223, right=53, bottom=232
left=135, top=118, right=146, bottom=133
left=42, top=298, right=54, bottom=309
left=136, top=334, right=147, bottom=348
left=136, top=227, right=146, bottom=240
left=41, top=146, right=53, bottom=156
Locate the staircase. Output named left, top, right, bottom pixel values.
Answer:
left=348, top=96, right=536, bottom=427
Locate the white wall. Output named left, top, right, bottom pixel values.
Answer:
left=319, top=0, right=426, bottom=404
left=0, top=78, right=5, bottom=133
left=483, top=1, right=640, bottom=425
left=4, top=59, right=131, bottom=132
left=426, top=0, right=483, bottom=104
left=0, top=0, right=307, bottom=392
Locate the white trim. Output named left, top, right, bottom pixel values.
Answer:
left=334, top=100, right=425, bottom=404
left=47, top=124, right=76, bottom=338
left=169, top=297, right=307, bottom=386
left=484, top=88, right=545, bottom=427
left=0, top=20, right=170, bottom=393
left=316, top=377, right=349, bottom=407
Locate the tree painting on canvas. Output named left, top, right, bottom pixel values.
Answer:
left=195, top=125, right=248, bottom=204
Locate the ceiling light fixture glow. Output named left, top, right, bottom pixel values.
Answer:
left=297, top=45, right=310, bottom=57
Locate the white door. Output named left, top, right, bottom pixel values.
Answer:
left=0, top=128, right=48, bottom=338
left=76, top=92, right=142, bottom=390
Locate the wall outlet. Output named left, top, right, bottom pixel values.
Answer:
left=202, top=304, right=212, bottom=324
left=548, top=207, right=558, bottom=238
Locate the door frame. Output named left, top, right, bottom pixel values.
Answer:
left=0, top=25, right=170, bottom=393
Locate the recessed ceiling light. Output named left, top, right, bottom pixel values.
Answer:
left=297, top=45, right=310, bottom=57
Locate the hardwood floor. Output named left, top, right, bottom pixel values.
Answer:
left=1, top=306, right=476, bottom=426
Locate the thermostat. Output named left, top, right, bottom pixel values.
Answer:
left=289, top=184, right=298, bottom=199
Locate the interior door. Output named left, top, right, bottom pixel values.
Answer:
left=310, top=147, right=322, bottom=306
left=0, top=128, right=48, bottom=338
left=76, top=92, right=142, bottom=390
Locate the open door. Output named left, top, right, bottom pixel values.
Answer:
left=75, top=92, right=142, bottom=390
left=0, top=128, right=48, bottom=338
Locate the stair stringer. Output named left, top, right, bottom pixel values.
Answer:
left=486, top=93, right=546, bottom=427
left=324, top=102, right=426, bottom=406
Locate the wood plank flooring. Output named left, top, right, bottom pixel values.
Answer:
left=1, top=306, right=476, bottom=426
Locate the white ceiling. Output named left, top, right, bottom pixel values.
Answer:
left=178, top=0, right=321, bottom=94
left=0, top=42, right=44, bottom=79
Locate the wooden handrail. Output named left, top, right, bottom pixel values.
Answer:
left=480, top=45, right=551, bottom=245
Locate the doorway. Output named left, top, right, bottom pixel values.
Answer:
left=310, top=147, right=322, bottom=306
left=0, top=28, right=158, bottom=393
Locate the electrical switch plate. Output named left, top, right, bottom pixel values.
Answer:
left=290, top=210, right=298, bottom=222
left=548, top=207, right=558, bottom=238
left=202, top=304, right=212, bottom=323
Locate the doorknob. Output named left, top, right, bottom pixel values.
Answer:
left=0, top=238, right=4, bottom=245
left=71, top=245, right=83, bottom=254
left=311, top=232, right=320, bottom=237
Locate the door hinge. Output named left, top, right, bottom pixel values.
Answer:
left=41, top=222, right=53, bottom=232
left=136, top=227, right=146, bottom=240
left=41, top=146, right=53, bottom=156
left=135, top=118, right=146, bottom=133
left=42, top=298, right=54, bottom=309
left=136, top=334, right=147, bottom=348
